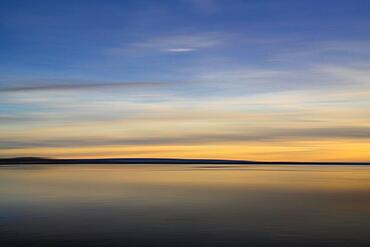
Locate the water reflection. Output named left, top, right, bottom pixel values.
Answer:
left=1, top=164, right=370, bottom=246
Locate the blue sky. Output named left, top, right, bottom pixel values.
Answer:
left=1, top=0, right=369, bottom=81
left=1, top=0, right=370, bottom=160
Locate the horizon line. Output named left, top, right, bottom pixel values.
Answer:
left=1, top=157, right=369, bottom=165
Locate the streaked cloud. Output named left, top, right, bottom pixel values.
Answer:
left=106, top=33, right=223, bottom=55
left=268, top=40, right=370, bottom=63
left=2, top=126, right=370, bottom=150
left=162, top=48, right=196, bottom=53
left=0, top=79, right=167, bottom=92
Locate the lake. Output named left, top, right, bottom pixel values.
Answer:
left=1, top=164, right=370, bottom=246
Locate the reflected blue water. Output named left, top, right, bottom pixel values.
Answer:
left=1, top=164, right=370, bottom=246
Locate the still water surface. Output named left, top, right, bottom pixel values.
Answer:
left=1, top=164, right=370, bottom=246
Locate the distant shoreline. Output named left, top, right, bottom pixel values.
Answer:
left=0, top=157, right=369, bottom=165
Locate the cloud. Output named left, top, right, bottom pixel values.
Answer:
left=193, top=62, right=370, bottom=98
left=267, top=40, right=370, bottom=63
left=161, top=48, right=196, bottom=53
left=106, top=33, right=223, bottom=55
left=320, top=65, right=370, bottom=86
left=0, top=80, right=168, bottom=92
left=2, top=126, right=370, bottom=150
left=320, top=41, right=370, bottom=54
left=195, top=67, right=324, bottom=96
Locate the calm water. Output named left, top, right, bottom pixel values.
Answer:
left=1, top=164, right=370, bottom=247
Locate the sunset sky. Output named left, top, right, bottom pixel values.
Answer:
left=1, top=0, right=370, bottom=161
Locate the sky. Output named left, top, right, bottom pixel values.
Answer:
left=1, top=0, right=370, bottom=161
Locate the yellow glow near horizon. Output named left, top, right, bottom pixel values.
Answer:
left=1, top=140, right=370, bottom=162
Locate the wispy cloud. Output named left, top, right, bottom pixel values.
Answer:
left=319, top=41, right=370, bottom=54
left=194, top=62, right=370, bottom=97
left=2, top=126, right=370, bottom=150
left=0, top=80, right=167, bottom=92
left=268, top=40, right=370, bottom=63
left=162, top=48, right=196, bottom=53
left=106, top=33, right=223, bottom=55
